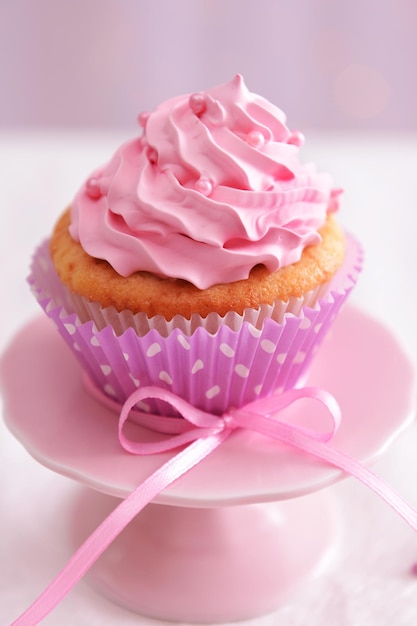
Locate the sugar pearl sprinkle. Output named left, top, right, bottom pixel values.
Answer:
left=137, top=111, right=150, bottom=128
left=246, top=130, right=265, bottom=149
left=194, top=176, right=213, bottom=196
left=85, top=177, right=102, bottom=199
left=189, top=92, right=207, bottom=116
left=288, top=130, right=305, bottom=147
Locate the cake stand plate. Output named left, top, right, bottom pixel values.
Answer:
left=1, top=305, right=416, bottom=622
left=2, top=305, right=415, bottom=506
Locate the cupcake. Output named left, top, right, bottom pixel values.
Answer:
left=30, top=75, right=362, bottom=416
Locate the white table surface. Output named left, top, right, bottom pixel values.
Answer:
left=1, top=129, right=417, bottom=625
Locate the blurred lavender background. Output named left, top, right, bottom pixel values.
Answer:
left=1, top=0, right=416, bottom=131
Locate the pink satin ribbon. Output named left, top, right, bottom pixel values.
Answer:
left=11, top=383, right=417, bottom=625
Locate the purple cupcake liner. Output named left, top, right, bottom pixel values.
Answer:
left=28, top=235, right=363, bottom=416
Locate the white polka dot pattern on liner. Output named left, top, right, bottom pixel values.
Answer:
left=220, top=343, right=235, bottom=358
left=294, top=352, right=306, bottom=364
left=191, top=359, right=204, bottom=374
left=129, top=373, right=140, bottom=386
left=235, top=364, right=249, bottom=378
left=147, top=343, right=162, bottom=357
left=57, top=294, right=344, bottom=416
left=136, top=400, right=151, bottom=413
left=104, top=384, right=116, bottom=397
left=159, top=371, right=173, bottom=385
left=206, top=386, right=220, bottom=399
left=177, top=335, right=191, bottom=350
left=260, top=339, right=276, bottom=354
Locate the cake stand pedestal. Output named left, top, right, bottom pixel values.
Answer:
left=70, top=489, right=335, bottom=622
left=1, top=306, right=415, bottom=623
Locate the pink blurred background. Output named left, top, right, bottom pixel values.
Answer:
left=1, top=0, right=416, bottom=131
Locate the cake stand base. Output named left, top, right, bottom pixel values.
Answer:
left=70, top=488, right=337, bottom=623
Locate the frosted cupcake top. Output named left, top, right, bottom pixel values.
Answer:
left=70, top=75, right=340, bottom=289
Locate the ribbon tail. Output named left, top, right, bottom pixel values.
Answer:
left=11, top=432, right=228, bottom=626
left=236, top=411, right=417, bottom=532
left=278, top=427, right=417, bottom=533
left=308, top=440, right=417, bottom=532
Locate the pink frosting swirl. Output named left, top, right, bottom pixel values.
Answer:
left=70, top=75, right=340, bottom=289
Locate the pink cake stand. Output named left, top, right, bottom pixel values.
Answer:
left=1, top=305, right=416, bottom=623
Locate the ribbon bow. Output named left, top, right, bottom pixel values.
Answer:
left=114, top=384, right=342, bottom=454
left=11, top=383, right=417, bottom=626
